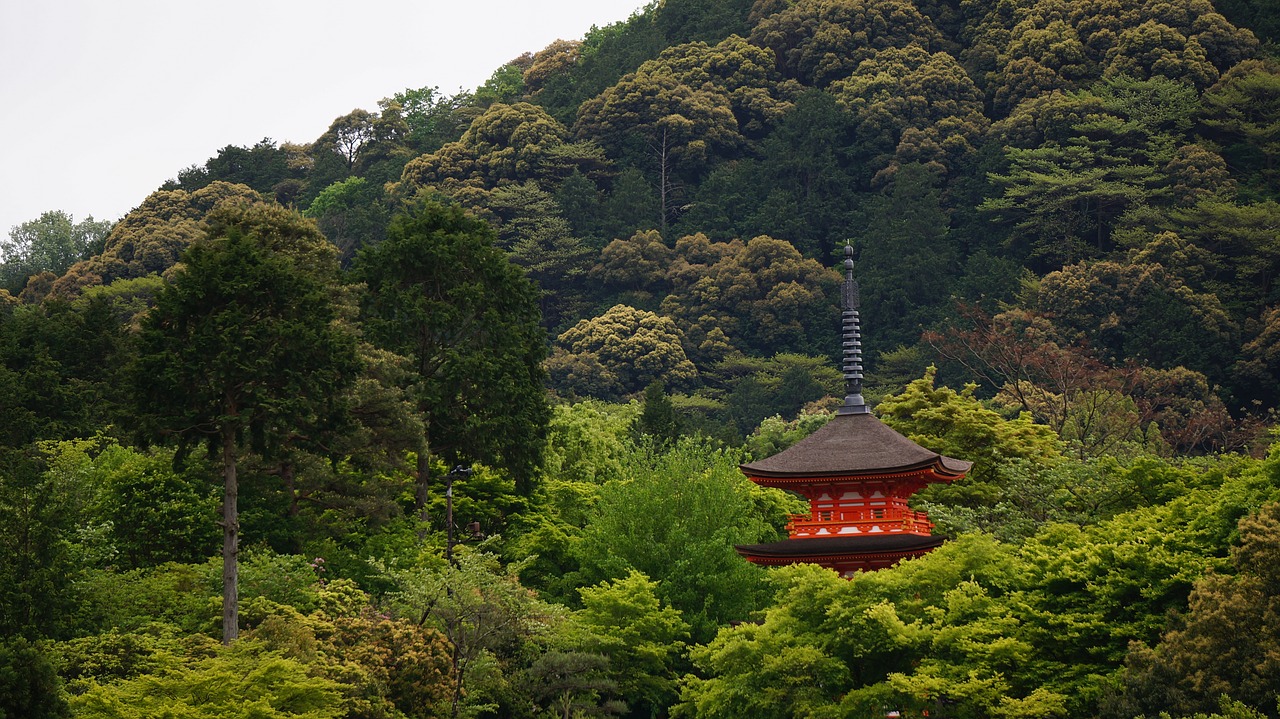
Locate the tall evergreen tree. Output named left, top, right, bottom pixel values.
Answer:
left=133, top=203, right=359, bottom=643
left=354, top=202, right=550, bottom=507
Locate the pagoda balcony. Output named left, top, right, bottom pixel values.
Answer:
left=786, top=508, right=934, bottom=538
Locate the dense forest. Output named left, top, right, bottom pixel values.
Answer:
left=4, top=0, right=1280, bottom=717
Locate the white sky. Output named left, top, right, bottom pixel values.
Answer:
left=0, top=0, right=646, bottom=238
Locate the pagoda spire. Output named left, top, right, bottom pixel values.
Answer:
left=837, top=242, right=868, bottom=415
left=734, top=241, right=972, bottom=575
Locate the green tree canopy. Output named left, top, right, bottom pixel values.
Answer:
left=549, top=304, right=700, bottom=400
left=51, top=182, right=263, bottom=297
left=133, top=202, right=359, bottom=642
left=830, top=46, right=989, bottom=182
left=2, top=211, right=113, bottom=294
left=354, top=202, right=550, bottom=497
left=749, top=0, right=945, bottom=87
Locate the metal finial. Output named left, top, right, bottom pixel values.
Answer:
left=837, top=242, right=868, bottom=415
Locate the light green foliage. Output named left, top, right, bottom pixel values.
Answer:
left=302, top=177, right=389, bottom=262
left=387, top=85, right=475, bottom=154
left=577, top=570, right=690, bottom=714
left=75, top=562, right=220, bottom=636
left=676, top=535, right=1022, bottom=719
left=876, top=367, right=1063, bottom=505
left=245, top=581, right=454, bottom=719
left=70, top=639, right=344, bottom=719
left=385, top=548, right=565, bottom=718
left=54, top=630, right=173, bottom=696
left=677, top=466, right=1278, bottom=719
left=1115, top=501, right=1280, bottom=717
left=543, top=400, right=639, bottom=485
left=474, top=63, right=526, bottom=107
left=550, top=304, right=699, bottom=400
left=744, top=410, right=834, bottom=461
left=572, top=439, right=782, bottom=641
left=38, top=438, right=218, bottom=569
left=78, top=275, right=166, bottom=328
left=2, top=211, right=113, bottom=294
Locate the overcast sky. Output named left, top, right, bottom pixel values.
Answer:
left=0, top=0, right=645, bottom=239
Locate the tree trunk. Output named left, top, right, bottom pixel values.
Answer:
left=416, top=440, right=430, bottom=539
left=658, top=126, right=670, bottom=237
left=221, top=421, right=239, bottom=644
left=283, top=460, right=298, bottom=518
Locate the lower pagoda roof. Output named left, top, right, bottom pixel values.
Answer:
left=735, top=533, right=945, bottom=559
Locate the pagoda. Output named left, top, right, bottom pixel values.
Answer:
left=735, top=245, right=971, bottom=576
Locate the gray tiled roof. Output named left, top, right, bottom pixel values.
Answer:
left=740, top=411, right=972, bottom=478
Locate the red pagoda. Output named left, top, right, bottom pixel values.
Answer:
left=735, top=245, right=971, bottom=576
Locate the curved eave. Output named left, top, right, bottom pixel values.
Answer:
left=739, top=411, right=972, bottom=480
left=735, top=534, right=946, bottom=563
left=741, top=458, right=969, bottom=487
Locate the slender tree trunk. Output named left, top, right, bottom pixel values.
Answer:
left=283, top=461, right=298, bottom=518
left=416, top=438, right=430, bottom=539
left=221, top=421, right=239, bottom=644
left=658, top=126, right=669, bottom=237
left=450, top=642, right=464, bottom=718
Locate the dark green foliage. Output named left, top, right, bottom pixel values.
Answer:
left=133, top=202, right=359, bottom=642
left=163, top=138, right=306, bottom=207
left=0, top=638, right=69, bottom=719
left=162, top=138, right=303, bottom=199
left=354, top=202, right=550, bottom=493
left=0, top=298, right=128, bottom=447
left=133, top=204, right=358, bottom=463
left=303, top=177, right=390, bottom=264
left=633, top=381, right=684, bottom=447
left=0, top=451, right=79, bottom=640
left=853, top=163, right=959, bottom=352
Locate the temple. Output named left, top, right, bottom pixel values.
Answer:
left=734, top=245, right=971, bottom=576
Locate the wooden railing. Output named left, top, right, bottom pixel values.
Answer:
left=786, top=507, right=933, bottom=537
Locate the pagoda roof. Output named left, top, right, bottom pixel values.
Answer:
left=740, top=411, right=972, bottom=479
left=735, top=533, right=945, bottom=559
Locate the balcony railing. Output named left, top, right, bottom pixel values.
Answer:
left=786, top=507, right=933, bottom=537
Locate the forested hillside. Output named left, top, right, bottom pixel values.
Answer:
left=4, top=0, right=1280, bottom=717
